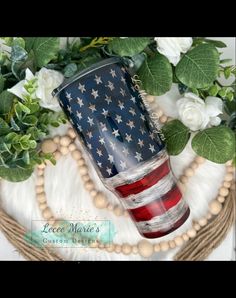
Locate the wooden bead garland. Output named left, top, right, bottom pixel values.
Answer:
left=35, top=105, right=234, bottom=258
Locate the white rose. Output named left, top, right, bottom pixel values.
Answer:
left=36, top=68, right=64, bottom=112
left=176, top=93, right=223, bottom=131
left=154, top=38, right=192, bottom=66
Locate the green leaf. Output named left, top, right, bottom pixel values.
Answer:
left=63, top=63, right=77, bottom=78
left=0, top=118, right=10, bottom=136
left=16, top=102, right=31, bottom=114
left=192, top=126, right=235, bottom=163
left=0, top=75, right=6, bottom=93
left=13, top=38, right=26, bottom=49
left=203, top=39, right=227, bottom=48
left=24, top=37, right=36, bottom=52
left=0, top=90, right=14, bottom=115
left=0, top=166, right=33, bottom=182
left=108, top=38, right=150, bottom=57
left=175, top=44, right=219, bottom=89
left=224, top=67, right=231, bottom=79
left=162, top=120, right=190, bottom=155
left=137, top=52, right=172, bottom=95
left=32, top=38, right=59, bottom=67
left=21, top=115, right=38, bottom=126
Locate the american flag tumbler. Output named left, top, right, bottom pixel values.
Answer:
left=53, top=58, right=190, bottom=238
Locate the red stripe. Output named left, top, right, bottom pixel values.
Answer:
left=128, top=185, right=182, bottom=222
left=115, top=159, right=170, bottom=198
left=142, top=208, right=190, bottom=238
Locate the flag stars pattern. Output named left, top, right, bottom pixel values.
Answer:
left=110, top=69, right=117, bottom=78
left=91, top=89, right=99, bottom=99
left=77, top=97, right=84, bottom=107
left=88, top=103, right=97, bottom=113
left=126, top=120, right=135, bottom=129
left=87, top=117, right=94, bottom=126
left=76, top=111, right=82, bottom=120
left=105, top=95, right=112, bottom=105
left=94, top=75, right=102, bottom=85
left=78, top=83, right=86, bottom=93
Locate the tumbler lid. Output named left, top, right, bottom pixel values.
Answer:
left=52, top=57, right=122, bottom=97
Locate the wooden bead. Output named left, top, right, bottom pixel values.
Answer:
left=156, top=109, right=163, bottom=118
left=209, top=200, right=222, bottom=215
left=45, top=159, right=53, bottom=166
left=132, top=246, right=138, bottom=254
left=54, top=151, right=61, bottom=161
left=122, top=243, right=132, bottom=255
left=71, top=150, right=82, bottom=160
left=193, top=223, right=201, bottom=231
left=177, top=182, right=186, bottom=194
left=187, top=228, right=197, bottom=238
left=195, top=156, right=205, bottom=164
left=226, top=166, right=234, bottom=173
left=184, top=168, right=194, bottom=177
left=106, top=244, right=115, bottom=252
left=206, top=212, right=212, bottom=220
left=226, top=160, right=232, bottom=166
left=36, top=192, right=46, bottom=203
left=138, top=240, right=154, bottom=258
left=53, top=136, right=60, bottom=144
left=180, top=175, right=188, bottom=184
left=160, top=241, right=169, bottom=252
left=191, top=162, right=198, bottom=170
left=90, top=241, right=99, bottom=248
left=115, top=245, right=121, bottom=253
left=160, top=115, right=168, bottom=124
left=60, top=146, right=69, bottom=155
left=48, top=217, right=56, bottom=226
left=219, top=187, right=229, bottom=197
left=154, top=243, right=161, bottom=252
left=81, top=174, right=90, bottom=182
left=113, top=205, right=123, bottom=216
left=42, top=207, right=53, bottom=220
left=41, top=139, right=57, bottom=153
left=124, top=210, right=130, bottom=217
left=182, top=234, right=189, bottom=242
left=231, top=182, right=235, bottom=190
left=36, top=177, right=44, bottom=186
left=98, top=243, right=104, bottom=249
left=198, top=217, right=207, bottom=227
left=37, top=169, right=44, bottom=176
left=77, top=158, right=85, bottom=167
left=107, top=203, right=114, bottom=211
left=68, top=143, right=77, bottom=152
left=174, top=236, right=184, bottom=246
left=224, top=173, right=233, bottom=182
left=90, top=190, right=98, bottom=198
left=60, top=136, right=71, bottom=147
left=223, top=181, right=231, bottom=188
left=39, top=203, right=47, bottom=211
left=38, top=163, right=46, bottom=170
left=36, top=185, right=44, bottom=194
left=67, top=128, right=76, bottom=139
left=217, top=196, right=225, bottom=203
left=169, top=240, right=176, bottom=249
left=93, top=192, right=107, bottom=209
left=84, top=180, right=95, bottom=191
left=146, top=95, right=155, bottom=103
left=79, top=165, right=88, bottom=176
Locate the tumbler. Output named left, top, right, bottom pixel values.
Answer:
left=53, top=57, right=190, bottom=238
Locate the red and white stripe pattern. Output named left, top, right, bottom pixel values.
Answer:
left=105, top=150, right=190, bottom=238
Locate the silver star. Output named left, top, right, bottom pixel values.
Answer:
left=149, top=144, right=156, bottom=153
left=129, top=107, right=136, bottom=116
left=106, top=167, right=112, bottom=176
left=66, top=92, right=72, bottom=101
left=115, top=114, right=122, bottom=123
left=130, top=96, right=136, bottom=103
left=110, top=69, right=117, bottom=78
left=149, top=132, right=155, bottom=140
left=102, top=109, right=109, bottom=118
left=100, top=122, right=107, bottom=131
left=67, top=105, right=72, bottom=114
left=108, top=154, right=114, bottom=164
left=112, top=129, right=120, bottom=138
left=118, top=100, right=125, bottom=110
left=87, top=117, right=94, bottom=126
left=96, top=148, right=103, bottom=157
left=121, top=76, right=126, bottom=84
left=135, top=152, right=143, bottom=162
left=76, top=111, right=82, bottom=120
left=140, top=114, right=145, bottom=121
left=89, top=103, right=97, bottom=113
left=105, top=95, right=112, bottom=105
left=91, top=89, right=99, bottom=99
left=87, top=143, right=92, bottom=150
left=77, top=124, right=82, bottom=132
left=125, top=133, right=132, bottom=143
left=131, top=86, right=136, bottom=92
left=122, top=147, right=129, bottom=156
left=126, top=120, right=135, bottom=129
left=106, top=81, right=114, bottom=91
left=77, top=97, right=84, bottom=107
left=99, top=137, right=105, bottom=145
left=94, top=75, right=102, bottom=85
left=109, top=141, right=116, bottom=151
left=120, top=160, right=127, bottom=170
left=97, top=161, right=102, bottom=168
left=86, top=131, right=93, bottom=139
left=140, top=127, right=145, bottom=135
left=120, top=88, right=126, bottom=97
left=138, top=139, right=144, bottom=148
left=78, top=83, right=86, bottom=93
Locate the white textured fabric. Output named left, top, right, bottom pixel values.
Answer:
left=0, top=97, right=227, bottom=261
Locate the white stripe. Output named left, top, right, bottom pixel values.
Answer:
left=120, top=172, right=175, bottom=209
left=136, top=199, right=188, bottom=233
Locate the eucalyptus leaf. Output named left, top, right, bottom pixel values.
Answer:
left=63, top=63, right=77, bottom=78
left=162, top=120, right=190, bottom=155
left=176, top=44, right=219, bottom=89
left=108, top=38, right=150, bottom=57
left=0, top=166, right=33, bottom=182
left=0, top=90, right=14, bottom=115
left=11, top=45, right=28, bottom=62
left=192, top=126, right=235, bottom=163
left=32, top=38, right=59, bottom=67
left=137, top=53, right=172, bottom=95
